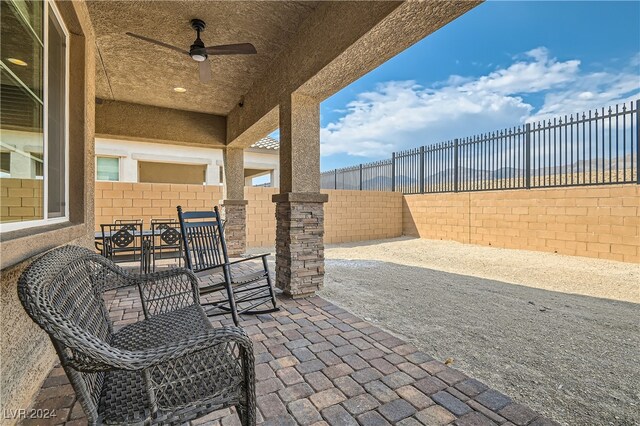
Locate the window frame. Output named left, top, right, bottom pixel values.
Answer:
left=0, top=0, right=70, bottom=233
left=95, top=156, right=121, bottom=182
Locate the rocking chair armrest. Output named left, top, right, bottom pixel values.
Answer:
left=226, top=254, right=270, bottom=266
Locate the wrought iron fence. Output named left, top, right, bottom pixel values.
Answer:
left=321, top=100, right=639, bottom=193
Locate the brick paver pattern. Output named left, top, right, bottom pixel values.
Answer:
left=22, top=273, right=559, bottom=426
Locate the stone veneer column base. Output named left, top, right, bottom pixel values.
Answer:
left=220, top=200, right=247, bottom=257
left=273, top=192, right=329, bottom=298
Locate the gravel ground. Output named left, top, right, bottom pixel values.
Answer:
left=318, top=237, right=640, bottom=426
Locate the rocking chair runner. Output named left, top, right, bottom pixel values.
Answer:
left=177, top=205, right=278, bottom=325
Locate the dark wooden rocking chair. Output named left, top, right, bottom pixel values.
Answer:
left=177, top=205, right=278, bottom=325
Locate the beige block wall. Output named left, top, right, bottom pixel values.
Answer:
left=402, top=191, right=470, bottom=243
left=94, top=181, right=223, bottom=229
left=245, top=186, right=278, bottom=248
left=403, top=184, right=640, bottom=263
left=245, top=187, right=404, bottom=247
left=96, top=184, right=405, bottom=247
left=323, top=189, right=404, bottom=244
left=1, top=179, right=44, bottom=223
left=94, top=182, right=638, bottom=262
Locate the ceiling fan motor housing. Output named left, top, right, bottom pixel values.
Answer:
left=189, top=19, right=207, bottom=61
left=190, top=18, right=206, bottom=32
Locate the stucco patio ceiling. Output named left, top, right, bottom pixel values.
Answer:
left=87, top=1, right=319, bottom=115
left=88, top=1, right=480, bottom=147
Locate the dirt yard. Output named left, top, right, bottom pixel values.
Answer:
left=319, top=237, right=640, bottom=426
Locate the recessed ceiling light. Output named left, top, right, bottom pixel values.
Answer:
left=173, top=87, right=187, bottom=93
left=7, top=58, right=27, bottom=66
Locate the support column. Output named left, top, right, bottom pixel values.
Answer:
left=221, top=147, right=247, bottom=257
left=270, top=169, right=279, bottom=188
left=273, top=93, right=328, bottom=298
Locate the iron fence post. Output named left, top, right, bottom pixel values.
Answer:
left=525, top=123, right=531, bottom=189
left=359, top=164, right=363, bottom=190
left=419, top=146, right=425, bottom=194
left=391, top=152, right=396, bottom=192
left=454, top=139, right=459, bottom=192
left=334, top=169, right=337, bottom=190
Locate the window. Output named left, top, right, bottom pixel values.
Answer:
left=96, top=157, right=120, bottom=181
left=0, top=0, right=68, bottom=229
left=0, top=152, right=10, bottom=175
left=46, top=5, right=67, bottom=218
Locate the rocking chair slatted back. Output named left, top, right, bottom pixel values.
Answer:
left=177, top=207, right=229, bottom=273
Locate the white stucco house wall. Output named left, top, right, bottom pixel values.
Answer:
left=94, top=136, right=280, bottom=187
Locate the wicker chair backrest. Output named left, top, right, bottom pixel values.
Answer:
left=18, top=245, right=126, bottom=421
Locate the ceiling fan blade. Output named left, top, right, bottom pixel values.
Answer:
left=199, top=60, right=212, bottom=83
left=125, top=32, right=189, bottom=55
left=205, top=43, right=257, bottom=56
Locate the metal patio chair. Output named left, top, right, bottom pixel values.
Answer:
left=150, top=219, right=183, bottom=271
left=100, top=222, right=145, bottom=273
left=177, top=205, right=278, bottom=326
left=115, top=218, right=144, bottom=228
left=18, top=245, right=255, bottom=426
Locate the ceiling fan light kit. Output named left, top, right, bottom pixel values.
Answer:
left=125, top=18, right=256, bottom=84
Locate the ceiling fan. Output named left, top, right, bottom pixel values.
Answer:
left=125, top=19, right=256, bottom=83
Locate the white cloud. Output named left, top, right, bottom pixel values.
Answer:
left=320, top=48, right=640, bottom=159
left=532, top=71, right=640, bottom=122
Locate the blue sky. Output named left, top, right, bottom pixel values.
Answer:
left=315, top=1, right=640, bottom=171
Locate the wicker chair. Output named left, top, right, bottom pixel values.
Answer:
left=18, top=245, right=255, bottom=426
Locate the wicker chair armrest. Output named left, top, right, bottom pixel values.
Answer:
left=126, top=267, right=198, bottom=284
left=144, top=326, right=255, bottom=415
left=66, top=326, right=252, bottom=373
left=139, top=326, right=253, bottom=367
left=128, top=268, right=201, bottom=318
left=85, top=252, right=138, bottom=290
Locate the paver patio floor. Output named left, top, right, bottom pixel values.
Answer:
left=22, top=272, right=560, bottom=426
